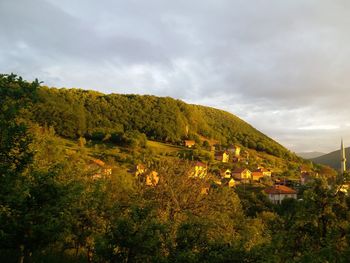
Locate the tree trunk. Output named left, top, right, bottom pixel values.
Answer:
left=87, top=247, right=93, bottom=263
left=75, top=244, right=80, bottom=257
left=18, top=245, right=24, bottom=263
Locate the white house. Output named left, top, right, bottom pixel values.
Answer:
left=264, top=185, right=297, bottom=204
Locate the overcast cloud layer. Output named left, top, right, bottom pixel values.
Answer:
left=1, top=0, right=350, bottom=153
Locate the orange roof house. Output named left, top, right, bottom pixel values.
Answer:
left=251, top=167, right=272, bottom=181
left=91, top=158, right=105, bottom=167
left=184, top=140, right=196, bottom=148
left=251, top=171, right=264, bottom=181
left=264, top=185, right=297, bottom=204
left=256, top=167, right=272, bottom=177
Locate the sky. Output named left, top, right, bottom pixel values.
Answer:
left=1, top=0, right=350, bottom=153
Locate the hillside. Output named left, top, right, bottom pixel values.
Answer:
left=31, top=86, right=297, bottom=160
left=2, top=74, right=347, bottom=263
left=311, top=147, right=350, bottom=170
left=297, top=151, right=325, bottom=159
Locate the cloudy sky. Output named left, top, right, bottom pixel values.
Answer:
left=1, top=0, right=350, bottom=153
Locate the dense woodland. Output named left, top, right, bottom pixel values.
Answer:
left=32, top=85, right=295, bottom=160
left=2, top=74, right=350, bottom=263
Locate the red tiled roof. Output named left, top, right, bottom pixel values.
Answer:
left=252, top=172, right=263, bottom=177
left=195, top=161, right=206, bottom=167
left=91, top=159, right=105, bottom=167
left=264, top=185, right=296, bottom=195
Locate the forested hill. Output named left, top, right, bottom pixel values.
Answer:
left=32, top=86, right=294, bottom=159
left=311, top=147, right=350, bottom=170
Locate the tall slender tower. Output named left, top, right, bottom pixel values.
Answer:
left=341, top=139, right=346, bottom=174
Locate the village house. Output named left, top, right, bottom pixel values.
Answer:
left=221, top=169, right=232, bottom=179
left=251, top=171, right=264, bottom=181
left=264, top=185, right=297, bottom=204
left=339, top=183, right=350, bottom=195
left=256, top=167, right=272, bottom=177
left=251, top=167, right=272, bottom=181
left=232, top=168, right=252, bottom=182
left=228, top=145, right=241, bottom=158
left=145, top=170, right=160, bottom=186
left=184, top=140, right=195, bottom=148
left=221, top=177, right=236, bottom=188
left=222, top=151, right=230, bottom=163
left=92, top=159, right=105, bottom=167
left=216, top=151, right=230, bottom=163
left=189, top=161, right=208, bottom=179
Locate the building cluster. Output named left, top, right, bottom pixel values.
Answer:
left=184, top=141, right=297, bottom=202
left=215, top=145, right=242, bottom=163
left=89, top=138, right=350, bottom=205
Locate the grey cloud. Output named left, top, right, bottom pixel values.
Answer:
left=1, top=0, right=350, bottom=152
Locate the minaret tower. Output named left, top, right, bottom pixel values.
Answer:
left=341, top=139, right=346, bottom=174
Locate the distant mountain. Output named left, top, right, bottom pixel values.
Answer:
left=297, top=152, right=326, bottom=159
left=311, top=148, right=350, bottom=170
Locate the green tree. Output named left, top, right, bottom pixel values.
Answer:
left=268, top=178, right=350, bottom=262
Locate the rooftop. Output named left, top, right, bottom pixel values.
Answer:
left=264, top=185, right=296, bottom=195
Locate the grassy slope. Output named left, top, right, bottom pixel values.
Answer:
left=59, top=135, right=305, bottom=177
left=297, top=152, right=326, bottom=159
left=147, top=140, right=183, bottom=154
